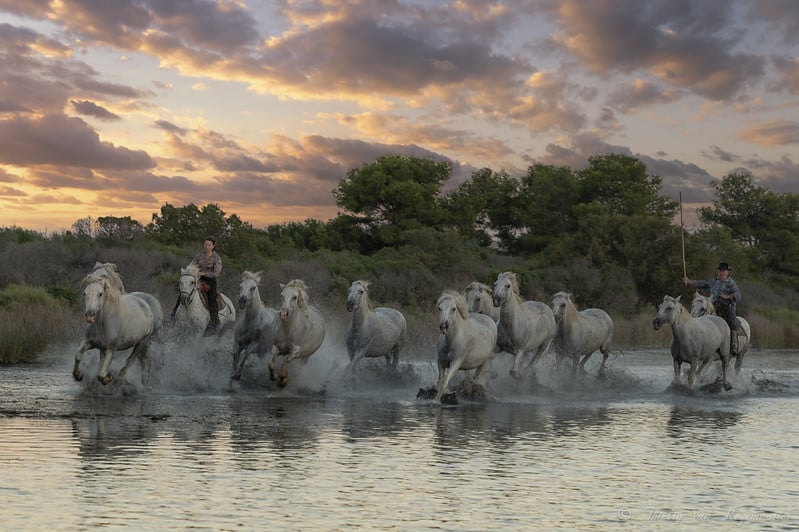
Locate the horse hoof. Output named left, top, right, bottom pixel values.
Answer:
left=723, top=382, right=733, bottom=391
left=277, top=378, right=287, bottom=389
left=72, top=370, right=83, bottom=381
left=98, top=375, right=112, bottom=385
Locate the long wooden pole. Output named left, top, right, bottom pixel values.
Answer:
left=679, top=191, right=687, bottom=278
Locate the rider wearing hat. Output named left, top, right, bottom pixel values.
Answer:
left=683, top=262, right=743, bottom=355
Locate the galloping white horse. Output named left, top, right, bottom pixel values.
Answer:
left=434, top=291, right=498, bottom=402
left=463, top=281, right=500, bottom=323
left=492, top=271, right=557, bottom=379
left=75, top=262, right=163, bottom=385
left=232, top=271, right=279, bottom=381
left=653, top=295, right=733, bottom=391
left=690, top=291, right=751, bottom=374
left=345, top=280, right=406, bottom=372
left=551, top=291, right=614, bottom=376
left=270, top=279, right=326, bottom=388
left=175, top=264, right=235, bottom=333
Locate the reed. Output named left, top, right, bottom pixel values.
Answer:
left=0, top=285, right=79, bottom=364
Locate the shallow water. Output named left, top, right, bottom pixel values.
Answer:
left=1, top=337, right=798, bottom=530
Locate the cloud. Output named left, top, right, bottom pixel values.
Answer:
left=549, top=0, right=765, bottom=100
left=0, top=114, right=155, bottom=169
left=702, top=145, right=739, bottom=163
left=738, top=120, right=799, bottom=146
left=71, top=100, right=121, bottom=121
left=772, top=55, right=799, bottom=95
left=607, top=79, right=680, bottom=112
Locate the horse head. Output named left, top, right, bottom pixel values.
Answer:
left=690, top=291, right=713, bottom=318
left=493, top=272, right=520, bottom=307
left=653, top=295, right=682, bottom=330
left=238, top=270, right=263, bottom=310
left=279, top=279, right=309, bottom=321
left=81, top=267, right=123, bottom=323
left=463, top=282, right=491, bottom=313
left=437, top=291, right=467, bottom=334
left=179, top=264, right=202, bottom=304
left=346, top=280, right=369, bottom=312
left=551, top=291, right=572, bottom=323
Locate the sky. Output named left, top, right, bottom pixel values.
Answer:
left=1, top=0, right=798, bottom=233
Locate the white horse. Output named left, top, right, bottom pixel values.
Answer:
left=270, top=279, right=326, bottom=388
left=463, top=281, right=500, bottom=323
left=434, top=291, right=498, bottom=402
left=690, top=291, right=751, bottom=374
left=345, top=280, right=407, bottom=372
left=551, top=291, right=614, bottom=377
left=74, top=262, right=163, bottom=385
left=175, top=264, right=236, bottom=333
left=232, top=271, right=280, bottom=381
left=492, top=271, right=557, bottom=379
left=653, top=295, right=733, bottom=391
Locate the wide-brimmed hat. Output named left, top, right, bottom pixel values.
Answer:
left=717, top=262, right=732, bottom=271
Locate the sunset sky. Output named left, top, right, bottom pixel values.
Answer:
left=1, top=0, right=798, bottom=232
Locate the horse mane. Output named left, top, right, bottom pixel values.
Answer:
left=464, top=281, right=492, bottom=296
left=498, top=271, right=524, bottom=304
left=241, top=270, right=262, bottom=284
left=693, top=291, right=714, bottom=314
left=183, top=263, right=200, bottom=277
left=82, top=264, right=125, bottom=303
left=285, top=279, right=309, bottom=309
left=438, top=290, right=468, bottom=318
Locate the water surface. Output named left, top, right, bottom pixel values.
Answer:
left=1, top=340, right=798, bottom=530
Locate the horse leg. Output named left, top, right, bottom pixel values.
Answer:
left=577, top=352, right=593, bottom=374
left=346, top=349, right=364, bottom=373
left=268, top=346, right=279, bottom=382
left=687, top=362, right=699, bottom=388
left=118, top=341, right=148, bottom=384
left=509, top=350, right=525, bottom=379
left=435, top=358, right=463, bottom=402
left=277, top=346, right=300, bottom=388
left=73, top=338, right=91, bottom=381
left=97, top=348, right=115, bottom=385
left=671, top=357, right=682, bottom=387
left=720, top=351, right=732, bottom=391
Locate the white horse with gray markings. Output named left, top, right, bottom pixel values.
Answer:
left=551, top=291, right=614, bottom=377
left=652, top=295, right=733, bottom=391
left=432, top=291, right=497, bottom=403
left=231, top=270, right=279, bottom=382
left=75, top=262, right=163, bottom=385
left=345, top=280, right=406, bottom=372
left=492, top=271, right=557, bottom=379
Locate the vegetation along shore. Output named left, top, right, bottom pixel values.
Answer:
left=2, top=153, right=798, bottom=363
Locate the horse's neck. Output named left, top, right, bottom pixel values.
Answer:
left=245, top=294, right=265, bottom=319
left=351, top=303, right=371, bottom=328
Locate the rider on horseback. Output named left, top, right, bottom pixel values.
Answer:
left=170, top=236, right=223, bottom=336
left=683, top=262, right=743, bottom=355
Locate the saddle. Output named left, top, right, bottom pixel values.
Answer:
left=198, top=281, right=226, bottom=311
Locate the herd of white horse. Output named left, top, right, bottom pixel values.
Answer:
left=75, top=262, right=750, bottom=401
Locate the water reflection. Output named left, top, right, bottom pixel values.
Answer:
left=665, top=406, right=743, bottom=442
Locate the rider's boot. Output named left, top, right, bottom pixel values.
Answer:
left=730, top=329, right=739, bottom=357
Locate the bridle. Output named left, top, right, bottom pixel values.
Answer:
left=179, top=273, right=197, bottom=305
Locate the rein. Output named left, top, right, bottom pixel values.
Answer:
left=179, top=274, right=198, bottom=304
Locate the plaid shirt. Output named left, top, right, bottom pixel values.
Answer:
left=192, top=251, right=222, bottom=279
left=693, top=277, right=741, bottom=303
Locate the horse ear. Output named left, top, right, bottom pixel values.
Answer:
left=675, top=295, right=681, bottom=302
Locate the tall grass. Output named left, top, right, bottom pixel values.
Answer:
left=0, top=284, right=80, bottom=363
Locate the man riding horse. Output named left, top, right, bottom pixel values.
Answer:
left=683, top=262, right=743, bottom=355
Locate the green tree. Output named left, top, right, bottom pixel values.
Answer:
left=699, top=170, right=799, bottom=276
left=96, top=216, right=144, bottom=241
left=333, top=154, right=452, bottom=248
left=444, top=168, right=519, bottom=249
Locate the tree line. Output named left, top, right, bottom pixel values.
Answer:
left=5, top=153, right=799, bottom=317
